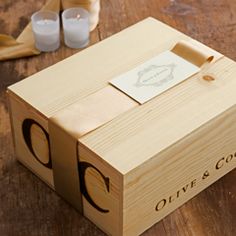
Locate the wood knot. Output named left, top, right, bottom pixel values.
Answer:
left=203, top=75, right=215, bottom=81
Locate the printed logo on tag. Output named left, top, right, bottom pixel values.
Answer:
left=110, top=51, right=200, bottom=104
left=135, top=64, right=176, bottom=87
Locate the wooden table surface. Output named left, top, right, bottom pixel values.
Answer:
left=0, top=0, right=235, bottom=235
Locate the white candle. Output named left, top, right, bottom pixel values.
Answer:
left=31, top=11, right=60, bottom=52
left=62, top=8, right=90, bottom=49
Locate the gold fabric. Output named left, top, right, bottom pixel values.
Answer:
left=171, top=40, right=215, bottom=67
left=50, top=85, right=138, bottom=139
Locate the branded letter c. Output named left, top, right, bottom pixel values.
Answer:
left=78, top=161, right=110, bottom=213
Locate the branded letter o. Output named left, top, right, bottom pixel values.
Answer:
left=155, top=199, right=167, bottom=211
left=22, top=119, right=52, bottom=169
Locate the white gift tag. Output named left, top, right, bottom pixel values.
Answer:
left=110, top=50, right=200, bottom=104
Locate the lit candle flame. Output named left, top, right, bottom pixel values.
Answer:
left=76, top=14, right=81, bottom=20
left=43, top=18, right=49, bottom=24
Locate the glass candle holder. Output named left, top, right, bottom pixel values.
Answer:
left=31, top=10, right=60, bottom=52
left=62, top=8, right=90, bottom=49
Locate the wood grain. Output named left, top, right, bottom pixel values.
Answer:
left=0, top=0, right=235, bottom=235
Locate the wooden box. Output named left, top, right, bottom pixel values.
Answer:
left=7, top=18, right=236, bottom=236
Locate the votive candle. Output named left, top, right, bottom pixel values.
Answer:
left=62, top=8, right=90, bottom=49
left=31, top=10, right=60, bottom=52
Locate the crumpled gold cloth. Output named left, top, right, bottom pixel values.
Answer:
left=0, top=0, right=100, bottom=61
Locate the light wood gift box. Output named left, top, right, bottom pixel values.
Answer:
left=8, top=17, right=236, bottom=236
